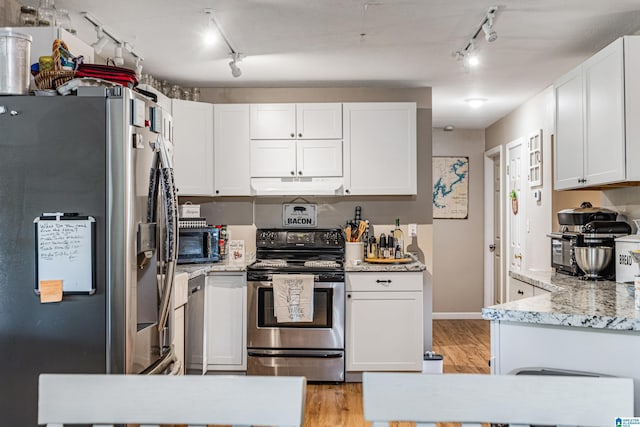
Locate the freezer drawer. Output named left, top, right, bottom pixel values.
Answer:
left=247, top=349, right=344, bottom=382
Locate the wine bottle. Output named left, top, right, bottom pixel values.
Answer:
left=393, top=218, right=404, bottom=258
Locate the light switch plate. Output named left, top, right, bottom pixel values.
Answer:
left=408, top=223, right=417, bottom=237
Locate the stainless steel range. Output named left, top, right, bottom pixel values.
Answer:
left=247, top=228, right=345, bottom=382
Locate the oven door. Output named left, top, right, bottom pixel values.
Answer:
left=247, top=349, right=345, bottom=382
left=247, top=280, right=344, bottom=350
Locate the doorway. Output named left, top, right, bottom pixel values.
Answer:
left=484, top=146, right=503, bottom=306
left=506, top=138, right=527, bottom=301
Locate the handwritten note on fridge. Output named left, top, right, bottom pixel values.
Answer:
left=35, top=216, right=96, bottom=294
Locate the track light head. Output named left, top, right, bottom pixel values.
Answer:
left=135, top=57, right=143, bottom=75
left=91, top=27, right=109, bottom=54
left=482, top=21, right=498, bottom=42
left=113, top=44, right=124, bottom=66
left=229, top=52, right=242, bottom=78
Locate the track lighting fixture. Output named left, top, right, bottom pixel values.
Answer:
left=91, top=27, right=109, bottom=54
left=482, top=9, right=498, bottom=42
left=83, top=12, right=143, bottom=68
left=135, top=57, right=143, bottom=75
left=204, top=9, right=244, bottom=78
left=113, top=44, right=124, bottom=66
left=229, top=52, right=242, bottom=78
left=453, top=6, right=499, bottom=68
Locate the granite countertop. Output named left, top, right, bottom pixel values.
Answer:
left=176, top=262, right=247, bottom=279
left=482, top=270, right=640, bottom=331
left=344, top=255, right=427, bottom=272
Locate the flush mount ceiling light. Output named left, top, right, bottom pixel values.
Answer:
left=204, top=8, right=244, bottom=78
left=465, top=98, right=488, bottom=108
left=453, top=6, right=499, bottom=69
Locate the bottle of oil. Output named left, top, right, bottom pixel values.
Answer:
left=393, top=218, right=404, bottom=258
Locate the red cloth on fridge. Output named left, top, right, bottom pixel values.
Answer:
left=75, top=64, right=138, bottom=87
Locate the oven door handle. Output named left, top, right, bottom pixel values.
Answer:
left=247, top=351, right=343, bottom=359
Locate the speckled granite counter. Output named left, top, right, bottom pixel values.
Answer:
left=344, top=257, right=427, bottom=272
left=482, top=270, right=640, bottom=331
left=176, top=262, right=247, bottom=279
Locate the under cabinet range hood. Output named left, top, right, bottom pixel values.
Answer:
left=250, top=177, right=344, bottom=196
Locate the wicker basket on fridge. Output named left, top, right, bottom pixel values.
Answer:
left=34, top=39, right=75, bottom=90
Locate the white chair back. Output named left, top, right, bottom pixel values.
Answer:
left=363, top=372, right=634, bottom=427
left=38, top=373, right=306, bottom=427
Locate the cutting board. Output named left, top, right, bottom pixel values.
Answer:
left=365, top=257, right=412, bottom=264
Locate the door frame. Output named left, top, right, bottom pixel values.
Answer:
left=483, top=146, right=502, bottom=307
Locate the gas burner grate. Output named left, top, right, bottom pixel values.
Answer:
left=303, top=260, right=341, bottom=268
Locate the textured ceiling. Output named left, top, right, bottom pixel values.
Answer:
left=30, top=0, right=640, bottom=128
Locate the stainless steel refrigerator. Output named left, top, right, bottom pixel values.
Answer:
left=0, top=87, right=178, bottom=427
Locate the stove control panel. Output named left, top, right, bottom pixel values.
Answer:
left=256, top=228, right=344, bottom=249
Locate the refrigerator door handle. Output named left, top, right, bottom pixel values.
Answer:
left=157, top=134, right=178, bottom=332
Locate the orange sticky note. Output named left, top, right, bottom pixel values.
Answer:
left=40, top=280, right=63, bottom=303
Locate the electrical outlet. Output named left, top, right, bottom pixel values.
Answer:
left=408, top=223, right=417, bottom=237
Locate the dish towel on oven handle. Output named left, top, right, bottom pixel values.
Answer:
left=272, top=274, right=314, bottom=322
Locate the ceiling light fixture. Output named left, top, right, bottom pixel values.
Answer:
left=453, top=6, right=499, bottom=68
left=229, top=52, right=242, bottom=78
left=91, top=27, right=109, bottom=54
left=465, top=98, right=488, bottom=108
left=83, top=12, right=143, bottom=67
left=113, top=44, right=124, bottom=66
left=205, top=9, right=244, bottom=78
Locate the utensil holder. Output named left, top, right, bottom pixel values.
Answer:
left=345, top=242, right=364, bottom=265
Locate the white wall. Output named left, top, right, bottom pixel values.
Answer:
left=432, top=128, right=485, bottom=315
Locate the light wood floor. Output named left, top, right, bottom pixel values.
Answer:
left=202, top=319, right=490, bottom=427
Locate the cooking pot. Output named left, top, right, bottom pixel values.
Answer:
left=557, top=202, right=617, bottom=226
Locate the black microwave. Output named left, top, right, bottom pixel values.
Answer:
left=177, top=227, right=220, bottom=264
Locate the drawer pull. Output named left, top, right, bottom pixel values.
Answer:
left=376, top=279, right=392, bottom=284
left=517, top=289, right=524, bottom=295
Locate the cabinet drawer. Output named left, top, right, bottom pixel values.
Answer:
left=346, top=272, right=422, bottom=292
left=508, top=278, right=535, bottom=301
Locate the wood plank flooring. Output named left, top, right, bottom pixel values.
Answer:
left=201, top=319, right=490, bottom=427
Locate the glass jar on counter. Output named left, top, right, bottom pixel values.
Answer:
left=56, top=9, right=73, bottom=33
left=191, top=87, right=200, bottom=102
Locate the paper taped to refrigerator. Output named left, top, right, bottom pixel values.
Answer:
left=34, top=215, right=96, bottom=294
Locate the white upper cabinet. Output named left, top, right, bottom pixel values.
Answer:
left=295, top=103, right=343, bottom=139
left=172, top=99, right=214, bottom=196
left=555, top=36, right=640, bottom=190
left=251, top=140, right=342, bottom=178
left=343, top=102, right=417, bottom=195
left=213, top=104, right=251, bottom=196
left=250, top=103, right=342, bottom=139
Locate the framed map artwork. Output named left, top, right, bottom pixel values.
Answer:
left=432, top=156, right=469, bottom=219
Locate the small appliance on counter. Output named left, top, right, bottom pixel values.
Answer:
left=549, top=202, right=630, bottom=280
left=615, top=220, right=640, bottom=283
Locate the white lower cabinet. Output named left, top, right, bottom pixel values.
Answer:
left=205, top=272, right=247, bottom=371
left=508, top=277, right=535, bottom=302
left=346, top=272, right=423, bottom=372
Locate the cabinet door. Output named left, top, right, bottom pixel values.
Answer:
left=554, top=67, right=585, bottom=190
left=584, top=38, right=626, bottom=186
left=250, top=140, right=297, bottom=177
left=205, top=274, right=246, bottom=369
left=508, top=277, right=534, bottom=302
left=343, top=103, right=417, bottom=195
left=172, top=99, right=214, bottom=196
left=250, top=104, right=296, bottom=139
left=214, top=104, right=251, bottom=195
left=346, top=291, right=423, bottom=371
left=296, top=103, right=343, bottom=139
left=296, top=140, right=343, bottom=177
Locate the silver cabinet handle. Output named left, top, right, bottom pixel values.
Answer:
left=298, top=133, right=302, bottom=137
left=298, top=171, right=303, bottom=175
left=517, top=289, right=524, bottom=295
left=376, top=279, right=392, bottom=284
left=290, top=133, right=295, bottom=138
left=290, top=171, right=295, bottom=176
